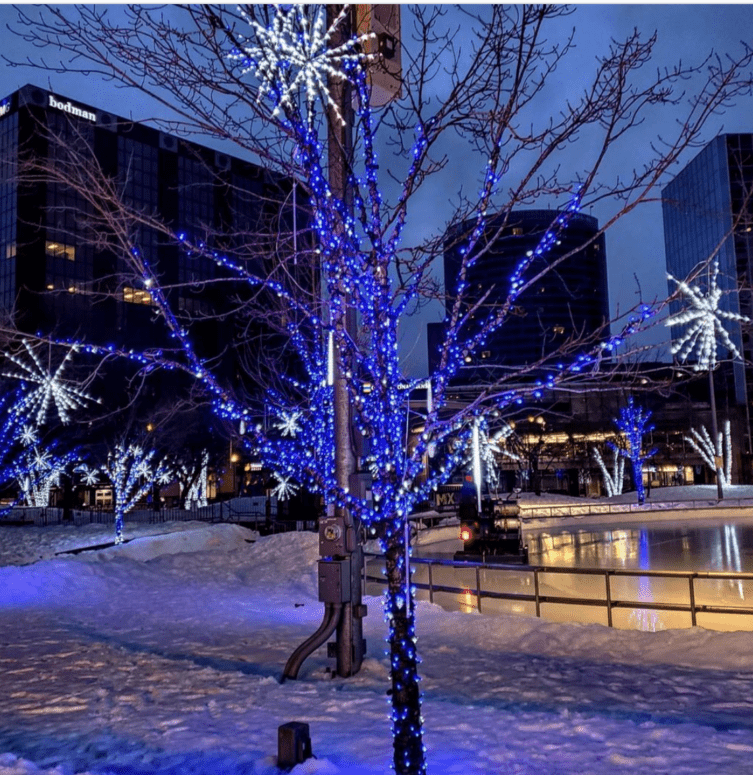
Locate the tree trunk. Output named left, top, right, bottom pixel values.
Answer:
left=114, top=505, right=125, bottom=544
left=632, top=460, right=645, bottom=504
left=384, top=524, right=427, bottom=775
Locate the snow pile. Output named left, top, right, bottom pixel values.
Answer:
left=2, top=522, right=753, bottom=774
left=92, top=522, right=258, bottom=562
left=0, top=520, right=232, bottom=567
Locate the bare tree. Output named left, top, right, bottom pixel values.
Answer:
left=5, top=5, right=753, bottom=773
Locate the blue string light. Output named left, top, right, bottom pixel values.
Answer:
left=610, top=397, right=656, bottom=505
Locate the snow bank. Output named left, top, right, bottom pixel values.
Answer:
left=3, top=515, right=753, bottom=774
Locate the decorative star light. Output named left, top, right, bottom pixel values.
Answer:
left=271, top=473, right=299, bottom=501
left=1, top=340, right=98, bottom=425
left=275, top=410, right=302, bottom=437
left=19, top=424, right=38, bottom=447
left=231, top=4, right=375, bottom=125
left=33, top=448, right=52, bottom=471
left=666, top=261, right=750, bottom=371
left=75, top=463, right=100, bottom=486
left=134, top=459, right=152, bottom=479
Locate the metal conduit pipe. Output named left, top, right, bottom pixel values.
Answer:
left=281, top=603, right=343, bottom=682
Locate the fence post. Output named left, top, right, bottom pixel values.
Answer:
left=534, top=568, right=541, bottom=618
left=476, top=566, right=482, bottom=613
left=689, top=574, right=697, bottom=627
left=428, top=563, right=434, bottom=604
left=605, top=571, right=613, bottom=627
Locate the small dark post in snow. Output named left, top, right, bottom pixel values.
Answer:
left=278, top=722, right=312, bottom=770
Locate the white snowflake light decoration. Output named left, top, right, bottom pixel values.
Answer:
left=231, top=5, right=375, bottom=125
left=666, top=261, right=750, bottom=371
left=275, top=410, right=302, bottom=438
left=19, top=424, right=38, bottom=447
left=271, top=473, right=299, bottom=501
left=2, top=340, right=98, bottom=425
left=75, top=463, right=100, bottom=487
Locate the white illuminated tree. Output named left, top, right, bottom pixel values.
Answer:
left=592, top=446, right=625, bottom=497
left=181, top=450, right=209, bottom=509
left=13, top=444, right=77, bottom=508
left=666, top=260, right=750, bottom=498
left=99, top=442, right=170, bottom=544
left=463, top=420, right=520, bottom=496
left=685, top=421, right=732, bottom=487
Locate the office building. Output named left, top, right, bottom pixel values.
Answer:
left=662, top=133, right=753, bottom=455
left=428, top=209, right=609, bottom=379
left=0, top=84, right=309, bottom=385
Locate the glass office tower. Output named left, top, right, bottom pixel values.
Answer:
left=429, top=209, right=609, bottom=379
left=662, top=133, right=753, bottom=407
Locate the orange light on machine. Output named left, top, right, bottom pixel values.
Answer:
left=460, top=527, right=473, bottom=542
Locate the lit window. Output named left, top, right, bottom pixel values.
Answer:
left=45, top=241, right=75, bottom=261
left=123, top=286, right=155, bottom=305
left=553, top=325, right=565, bottom=335
left=512, top=227, right=523, bottom=236
left=5, top=243, right=16, bottom=259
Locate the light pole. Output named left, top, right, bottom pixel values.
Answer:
left=284, top=3, right=401, bottom=682
left=667, top=260, right=751, bottom=500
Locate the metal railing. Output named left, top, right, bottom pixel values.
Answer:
left=0, top=505, right=316, bottom=533
left=364, top=553, right=753, bottom=630
left=518, top=498, right=753, bottom=521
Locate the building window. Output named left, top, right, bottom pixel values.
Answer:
left=512, top=227, right=523, bottom=236
left=553, top=325, right=565, bottom=335
left=123, top=286, right=155, bottom=305
left=4, top=243, right=15, bottom=259
left=45, top=241, right=75, bottom=261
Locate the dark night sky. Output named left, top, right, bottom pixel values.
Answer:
left=0, top=3, right=751, bottom=377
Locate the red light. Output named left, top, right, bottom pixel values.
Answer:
left=460, top=528, right=472, bottom=542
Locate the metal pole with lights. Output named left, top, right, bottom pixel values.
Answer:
left=283, top=3, right=401, bottom=682
left=326, top=4, right=402, bottom=677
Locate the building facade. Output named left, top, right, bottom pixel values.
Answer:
left=0, top=85, right=313, bottom=498
left=662, top=133, right=753, bottom=406
left=428, top=209, right=609, bottom=379
left=662, top=134, right=753, bottom=470
left=0, top=84, right=306, bottom=359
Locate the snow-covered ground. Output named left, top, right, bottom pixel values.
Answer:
left=3, top=510, right=753, bottom=775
